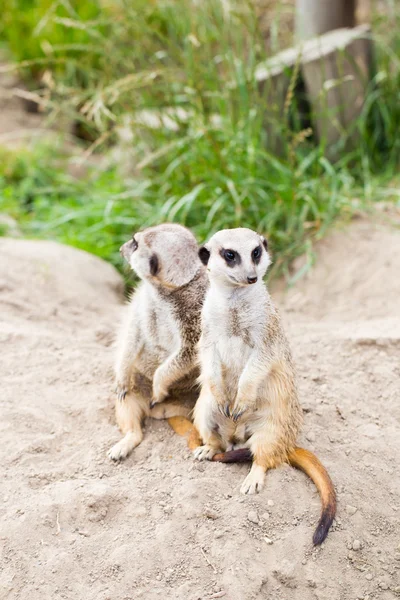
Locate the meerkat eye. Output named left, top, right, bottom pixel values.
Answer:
left=251, top=245, right=262, bottom=263
left=224, top=250, right=236, bottom=262
left=131, top=237, right=138, bottom=251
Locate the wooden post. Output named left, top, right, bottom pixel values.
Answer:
left=255, top=24, right=373, bottom=151
left=296, top=0, right=356, bottom=40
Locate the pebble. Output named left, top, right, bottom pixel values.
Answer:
left=365, top=573, right=373, bottom=581
left=378, top=581, right=389, bottom=590
left=346, top=505, right=358, bottom=516
left=261, top=512, right=270, bottom=520
left=352, top=540, right=361, bottom=551
left=306, top=431, right=316, bottom=443
left=247, top=510, right=259, bottom=524
left=264, top=537, right=273, bottom=545
left=267, top=500, right=274, bottom=507
left=205, top=510, right=219, bottom=520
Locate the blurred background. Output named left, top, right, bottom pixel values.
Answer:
left=0, top=0, right=399, bottom=281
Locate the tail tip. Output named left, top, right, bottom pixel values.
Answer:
left=312, top=510, right=336, bottom=545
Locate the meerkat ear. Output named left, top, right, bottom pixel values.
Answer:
left=149, top=254, right=159, bottom=276
left=260, top=236, right=268, bottom=251
left=198, top=246, right=210, bottom=266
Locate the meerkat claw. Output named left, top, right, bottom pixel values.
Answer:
left=117, top=389, right=127, bottom=402
left=221, top=401, right=231, bottom=417
left=231, top=407, right=247, bottom=422
left=193, top=445, right=218, bottom=461
left=240, top=466, right=266, bottom=495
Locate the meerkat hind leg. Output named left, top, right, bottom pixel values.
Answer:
left=194, top=442, right=220, bottom=461
left=240, top=462, right=266, bottom=495
left=150, top=402, right=191, bottom=420
left=107, top=393, right=146, bottom=461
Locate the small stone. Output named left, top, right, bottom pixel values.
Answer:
left=346, top=505, right=357, bottom=516
left=365, top=573, right=373, bottom=581
left=378, top=581, right=389, bottom=590
left=156, top=574, right=161, bottom=581
left=267, top=500, right=274, bottom=507
left=352, top=540, right=361, bottom=551
left=205, top=510, right=219, bottom=520
left=247, top=510, right=259, bottom=524
left=261, top=512, right=270, bottom=520
left=306, top=431, right=316, bottom=443
left=214, top=530, right=223, bottom=539
left=264, top=537, right=273, bottom=545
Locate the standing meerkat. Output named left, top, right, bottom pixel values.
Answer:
left=108, top=223, right=206, bottom=461
left=193, top=227, right=336, bottom=544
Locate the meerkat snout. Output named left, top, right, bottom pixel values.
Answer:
left=247, top=276, right=257, bottom=284
left=120, top=237, right=138, bottom=260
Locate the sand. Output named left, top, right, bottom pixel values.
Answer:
left=1, top=214, right=399, bottom=600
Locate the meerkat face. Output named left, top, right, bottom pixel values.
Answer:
left=198, top=227, right=270, bottom=288
left=120, top=223, right=202, bottom=288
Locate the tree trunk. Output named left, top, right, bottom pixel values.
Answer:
left=296, top=0, right=356, bottom=40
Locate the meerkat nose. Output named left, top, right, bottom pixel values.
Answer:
left=247, top=276, right=257, bottom=284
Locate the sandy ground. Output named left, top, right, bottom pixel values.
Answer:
left=1, top=214, right=400, bottom=600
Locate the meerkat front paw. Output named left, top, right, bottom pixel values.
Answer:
left=151, top=367, right=169, bottom=406
left=240, top=464, right=266, bottom=494
left=230, top=398, right=249, bottom=422
left=217, top=401, right=232, bottom=418
left=193, top=445, right=218, bottom=461
left=115, top=379, right=129, bottom=401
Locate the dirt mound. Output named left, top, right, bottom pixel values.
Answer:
left=274, top=215, right=400, bottom=322
left=1, top=221, right=399, bottom=600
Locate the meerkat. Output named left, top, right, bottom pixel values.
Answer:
left=107, top=223, right=207, bottom=461
left=192, top=227, right=336, bottom=545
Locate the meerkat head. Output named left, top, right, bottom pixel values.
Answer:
left=120, top=223, right=202, bottom=288
left=198, top=227, right=270, bottom=288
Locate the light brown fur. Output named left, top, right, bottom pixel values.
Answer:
left=108, top=223, right=208, bottom=461
left=192, top=228, right=336, bottom=543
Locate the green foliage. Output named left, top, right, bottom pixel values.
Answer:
left=0, top=146, right=155, bottom=269
left=0, top=1, right=399, bottom=280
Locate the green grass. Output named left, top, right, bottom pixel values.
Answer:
left=1, top=1, right=400, bottom=281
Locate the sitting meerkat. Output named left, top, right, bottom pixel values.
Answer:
left=107, top=223, right=206, bottom=461
left=193, top=227, right=336, bottom=544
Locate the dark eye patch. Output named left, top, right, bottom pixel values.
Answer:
left=251, top=245, right=262, bottom=264
left=198, top=246, right=210, bottom=266
left=131, top=236, right=138, bottom=251
left=220, top=248, right=241, bottom=267
left=149, top=254, right=159, bottom=276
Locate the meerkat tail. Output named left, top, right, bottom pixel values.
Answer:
left=288, top=447, right=337, bottom=545
left=212, top=445, right=336, bottom=545
left=168, top=422, right=336, bottom=544
left=167, top=417, right=202, bottom=451
left=212, top=448, right=252, bottom=462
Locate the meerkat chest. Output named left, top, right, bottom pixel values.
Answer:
left=141, top=290, right=180, bottom=355
left=204, top=296, right=262, bottom=371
